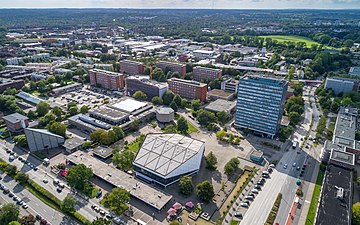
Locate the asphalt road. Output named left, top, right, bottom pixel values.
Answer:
left=0, top=173, right=76, bottom=225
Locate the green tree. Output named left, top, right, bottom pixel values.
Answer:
left=353, top=202, right=360, bottom=225
left=288, top=67, right=295, bottom=80
left=112, top=150, right=136, bottom=171
left=196, top=109, right=217, bottom=126
left=216, top=130, right=227, bottom=140
left=162, top=91, right=175, bottom=105
left=151, top=96, right=163, bottom=105
left=14, top=134, right=27, bottom=147
left=67, top=102, right=77, bottom=110
left=152, top=68, right=165, bottom=82
left=90, top=129, right=107, bottom=143
left=356, top=131, right=360, bottom=141
left=205, top=152, right=217, bottom=170
left=60, top=196, right=76, bottom=213
left=91, top=218, right=111, bottom=225
left=27, top=110, right=37, bottom=120
left=191, top=99, right=201, bottom=111
left=170, top=101, right=178, bottom=112
left=177, top=117, right=188, bottom=134
left=80, top=105, right=89, bottom=114
left=196, top=181, right=215, bottom=202
left=179, top=176, right=194, bottom=196
left=288, top=112, right=301, bottom=125
left=341, top=97, right=353, bottom=107
left=8, top=222, right=21, bottom=225
left=18, top=214, right=36, bottom=225
left=173, top=95, right=182, bottom=107
left=52, top=106, right=62, bottom=118
left=67, top=164, right=93, bottom=191
left=130, top=119, right=140, bottom=131
left=132, top=91, right=147, bottom=101
left=103, top=188, right=130, bottom=215
left=216, top=111, right=227, bottom=124
left=14, top=172, right=29, bottom=185
left=0, top=203, right=19, bottom=225
left=112, top=126, right=124, bottom=140
left=69, top=106, right=78, bottom=116
left=36, top=101, right=50, bottom=117
left=224, top=158, right=240, bottom=176
left=48, top=122, right=67, bottom=138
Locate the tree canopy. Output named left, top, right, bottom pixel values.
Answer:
left=179, top=176, right=194, bottom=196
left=196, top=180, right=215, bottom=202
left=67, top=164, right=93, bottom=191
left=103, top=188, right=130, bottom=215
left=0, top=203, right=19, bottom=225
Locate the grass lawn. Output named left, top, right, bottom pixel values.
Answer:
left=305, top=168, right=325, bottom=225
left=230, top=220, right=240, bottom=225
left=259, top=35, right=322, bottom=48
left=162, top=119, right=198, bottom=134
left=187, top=121, right=198, bottom=134
left=126, top=135, right=145, bottom=152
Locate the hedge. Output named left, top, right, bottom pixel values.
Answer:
left=265, top=193, right=282, bottom=225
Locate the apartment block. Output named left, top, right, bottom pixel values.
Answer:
left=235, top=75, right=288, bottom=138
left=126, top=76, right=168, bottom=99
left=120, top=60, right=145, bottom=75
left=167, top=78, right=207, bottom=102
left=325, top=77, right=359, bottom=95
left=89, top=69, right=125, bottom=91
left=157, top=61, right=186, bottom=76
left=193, top=66, right=222, bottom=82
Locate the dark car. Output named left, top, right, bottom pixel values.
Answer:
left=35, top=215, right=42, bottom=220
left=234, top=212, right=243, bottom=218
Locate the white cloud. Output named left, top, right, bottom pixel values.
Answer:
left=1, top=0, right=360, bottom=8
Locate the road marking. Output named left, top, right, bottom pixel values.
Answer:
left=305, top=200, right=311, bottom=204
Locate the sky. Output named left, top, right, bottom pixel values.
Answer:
left=1, top=0, right=360, bottom=9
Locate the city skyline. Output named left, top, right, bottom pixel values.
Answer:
left=1, top=0, right=360, bottom=9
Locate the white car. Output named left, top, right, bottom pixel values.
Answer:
left=240, top=202, right=249, bottom=208
left=9, top=155, right=15, bottom=161
left=283, top=164, right=288, bottom=169
left=293, top=162, right=296, bottom=167
left=251, top=189, right=259, bottom=194
left=269, top=164, right=275, bottom=168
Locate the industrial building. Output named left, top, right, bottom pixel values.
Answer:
left=2, top=113, right=29, bottom=133
left=89, top=105, right=130, bottom=125
left=89, top=69, right=125, bottom=90
left=157, top=61, right=186, bottom=76
left=234, top=75, right=288, bottom=138
left=155, top=107, right=174, bottom=123
left=120, top=60, right=145, bottom=75
left=50, top=83, right=82, bottom=96
left=68, top=114, right=112, bottom=134
left=133, top=133, right=205, bottom=187
left=126, top=76, right=168, bottom=99
left=167, top=78, right=207, bottom=102
left=24, top=128, right=65, bottom=152
left=192, top=66, right=222, bottom=82
left=324, top=77, right=359, bottom=95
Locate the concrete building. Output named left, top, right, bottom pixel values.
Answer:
left=0, top=78, right=25, bottom=93
left=68, top=114, right=112, bottom=134
left=157, top=61, right=186, bottom=76
left=235, top=75, right=288, bottom=138
left=193, top=66, right=222, bottom=82
left=24, top=128, right=65, bottom=152
left=89, top=105, right=130, bottom=126
left=2, top=113, right=29, bottom=133
left=349, top=67, right=360, bottom=77
left=167, top=78, right=207, bottom=102
left=221, top=78, right=239, bottom=93
left=208, top=89, right=235, bottom=101
left=89, top=69, right=125, bottom=91
left=126, top=76, right=168, bottom=99
left=133, top=133, right=205, bottom=187
left=193, top=49, right=216, bottom=60
left=325, top=77, right=359, bottom=95
left=205, top=99, right=236, bottom=116
left=155, top=107, right=174, bottom=123
left=120, top=60, right=145, bottom=75
left=50, top=83, right=82, bottom=96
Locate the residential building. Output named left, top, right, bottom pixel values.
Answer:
left=133, top=133, right=205, bottom=187
left=0, top=78, right=25, bottom=93
left=167, top=78, right=207, bottom=102
left=126, top=76, right=168, bottom=99
left=89, top=69, right=125, bottom=90
left=193, top=66, right=222, bottom=82
left=234, top=75, right=288, bottom=138
left=325, top=77, right=359, bottom=95
left=349, top=67, right=360, bottom=77
left=221, top=78, right=239, bottom=93
left=157, top=61, right=186, bottom=76
left=2, top=113, right=29, bottom=133
left=24, top=128, right=65, bottom=152
left=120, top=60, right=145, bottom=75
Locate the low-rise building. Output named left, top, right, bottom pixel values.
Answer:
left=2, top=113, right=29, bottom=133
left=50, top=83, right=82, bottom=96
left=126, top=76, right=168, bottom=99
left=349, top=67, right=360, bottom=77
left=208, top=89, right=235, bottom=101
left=25, top=128, right=65, bottom=152
left=193, top=49, right=216, bottom=60
left=157, top=61, right=186, bottom=76
left=167, top=78, right=207, bottom=102
left=155, top=107, right=174, bottom=123
left=89, top=105, right=130, bottom=126
left=325, top=77, right=359, bottom=95
left=120, top=60, right=145, bottom=75
left=0, top=78, right=25, bottom=93
left=193, top=66, right=222, bottom=82
left=205, top=99, right=236, bottom=116
left=221, top=78, right=239, bottom=93
left=89, top=69, right=125, bottom=91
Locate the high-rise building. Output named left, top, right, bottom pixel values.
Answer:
left=167, top=78, right=207, bottom=102
left=126, top=76, right=168, bottom=99
left=120, top=60, right=145, bottom=75
left=235, top=75, right=288, bottom=138
left=157, top=61, right=186, bottom=76
left=193, top=66, right=222, bottom=82
left=89, top=69, right=124, bottom=90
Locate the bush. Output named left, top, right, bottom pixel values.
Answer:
left=265, top=193, right=282, bottom=225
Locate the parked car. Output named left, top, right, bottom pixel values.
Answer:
left=8, top=192, right=14, bottom=197
left=269, top=164, right=275, bottom=168
left=283, top=164, right=288, bottom=169
left=240, top=202, right=249, bottom=208
left=251, top=189, right=259, bottom=194
left=244, top=196, right=254, bottom=201
left=234, top=212, right=243, bottom=218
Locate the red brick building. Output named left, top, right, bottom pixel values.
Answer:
left=167, top=78, right=207, bottom=102
left=157, top=61, right=186, bottom=76
left=193, top=66, right=222, bottom=82
left=2, top=113, right=29, bottom=133
left=89, top=69, right=124, bottom=90
left=120, top=60, right=145, bottom=75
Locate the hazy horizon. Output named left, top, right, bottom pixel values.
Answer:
left=1, top=0, right=360, bottom=9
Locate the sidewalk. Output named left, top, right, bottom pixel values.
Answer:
left=297, top=161, right=319, bottom=225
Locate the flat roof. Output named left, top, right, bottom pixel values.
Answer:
left=208, top=89, right=234, bottom=98
left=52, top=83, right=82, bottom=93
left=205, top=99, right=236, bottom=113
left=16, top=91, right=44, bottom=105
left=63, top=136, right=85, bottom=150
left=316, top=165, right=352, bottom=225
left=330, top=150, right=355, bottom=166
left=110, top=99, right=148, bottom=114
left=90, top=106, right=129, bottom=120
left=133, top=133, right=204, bottom=177
left=2, top=112, right=28, bottom=123
left=92, top=146, right=114, bottom=159
left=67, top=152, right=172, bottom=210
left=155, top=107, right=174, bottom=115
left=126, top=76, right=168, bottom=89
left=168, top=78, right=207, bottom=87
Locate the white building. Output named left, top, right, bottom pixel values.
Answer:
left=193, top=49, right=216, bottom=60
left=133, top=133, right=204, bottom=187
left=349, top=67, right=360, bottom=77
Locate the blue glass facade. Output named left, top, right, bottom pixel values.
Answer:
left=235, top=75, right=288, bottom=137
